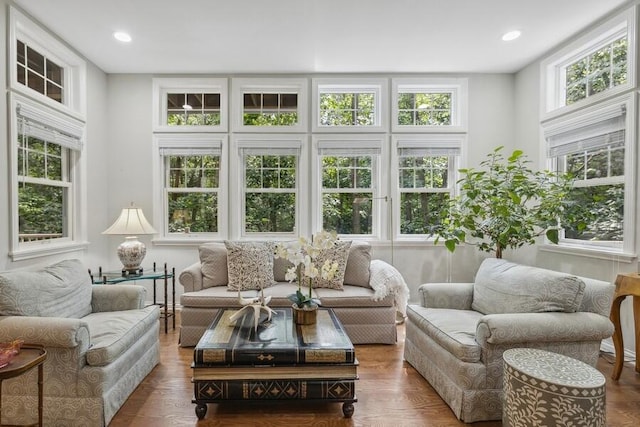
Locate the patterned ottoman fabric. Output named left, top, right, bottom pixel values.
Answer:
left=502, top=348, right=606, bottom=427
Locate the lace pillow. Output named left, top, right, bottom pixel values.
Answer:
left=312, top=240, right=352, bottom=290
left=224, top=241, right=277, bottom=291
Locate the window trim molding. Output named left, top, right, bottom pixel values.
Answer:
left=8, top=6, right=87, bottom=120
left=542, top=92, right=636, bottom=254
left=152, top=77, right=229, bottom=133
left=391, top=77, right=468, bottom=133
left=230, top=134, right=308, bottom=240
left=311, top=134, right=386, bottom=239
left=312, top=77, right=389, bottom=133
left=540, top=6, right=636, bottom=121
left=231, top=77, right=309, bottom=133
left=151, top=133, right=229, bottom=244
left=8, top=93, right=88, bottom=260
left=391, top=133, right=465, bottom=241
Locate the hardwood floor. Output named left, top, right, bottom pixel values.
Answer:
left=110, top=317, right=640, bottom=426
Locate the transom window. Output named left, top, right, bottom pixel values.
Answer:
left=397, top=92, right=451, bottom=126
left=243, top=92, right=298, bottom=126
left=244, top=153, right=297, bottom=233
left=565, top=36, right=627, bottom=106
left=165, top=152, right=220, bottom=234
left=166, top=93, right=221, bottom=126
left=319, top=92, right=375, bottom=126
left=16, top=39, right=64, bottom=104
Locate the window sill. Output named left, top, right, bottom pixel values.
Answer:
left=10, top=241, right=89, bottom=261
left=538, top=243, right=637, bottom=263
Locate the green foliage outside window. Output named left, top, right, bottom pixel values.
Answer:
left=243, top=92, right=298, bottom=126
left=565, top=37, right=627, bottom=105
left=319, top=93, right=375, bottom=126
left=397, top=92, right=451, bottom=126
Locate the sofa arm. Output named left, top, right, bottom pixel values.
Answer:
left=418, top=282, right=474, bottom=310
left=475, top=312, right=614, bottom=346
left=179, top=262, right=204, bottom=292
left=0, top=316, right=90, bottom=350
left=91, top=285, right=146, bottom=312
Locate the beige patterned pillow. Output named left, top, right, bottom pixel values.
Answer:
left=312, top=240, right=352, bottom=289
left=224, top=241, right=277, bottom=291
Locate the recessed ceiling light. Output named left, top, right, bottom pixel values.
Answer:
left=113, top=31, right=132, bottom=43
left=502, top=30, right=521, bottom=42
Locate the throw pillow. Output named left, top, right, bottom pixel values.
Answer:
left=343, top=240, right=371, bottom=287
left=471, top=258, right=586, bottom=315
left=0, top=259, right=92, bottom=318
left=224, top=241, right=277, bottom=291
left=312, top=240, right=352, bottom=290
left=199, top=242, right=229, bottom=288
left=273, top=241, right=295, bottom=282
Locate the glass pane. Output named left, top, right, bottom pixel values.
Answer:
left=244, top=93, right=261, bottom=109
left=400, top=168, right=415, bottom=188
left=17, top=63, right=26, bottom=85
left=397, top=93, right=414, bottom=109
left=280, top=93, right=297, bottom=109
left=46, top=59, right=63, bottom=85
left=322, top=192, right=372, bottom=235
left=26, top=46, right=45, bottom=75
left=27, top=71, right=45, bottom=94
left=585, top=149, right=608, bottom=179
left=400, top=192, right=449, bottom=234
left=186, top=93, right=202, bottom=109
left=562, top=184, right=623, bottom=242
left=167, top=93, right=184, bottom=109
left=245, top=193, right=295, bottom=232
left=262, top=93, right=278, bottom=109
left=611, top=148, right=624, bottom=176
left=47, top=155, right=62, bottom=180
left=204, top=113, right=221, bottom=125
left=16, top=40, right=25, bottom=65
left=398, top=111, right=413, bottom=125
left=203, top=93, right=220, bottom=108
left=168, top=192, right=217, bottom=233
left=27, top=152, right=45, bottom=178
left=47, top=81, right=63, bottom=103
left=18, top=183, right=65, bottom=239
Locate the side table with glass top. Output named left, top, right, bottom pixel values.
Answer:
left=88, top=262, right=175, bottom=333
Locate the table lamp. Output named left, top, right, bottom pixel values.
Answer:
left=102, top=204, right=157, bottom=274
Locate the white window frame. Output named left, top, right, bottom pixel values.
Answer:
left=231, top=78, right=309, bottom=133
left=230, top=135, right=308, bottom=240
left=152, top=134, right=228, bottom=244
left=9, top=93, right=87, bottom=260
left=8, top=6, right=86, bottom=119
left=311, top=134, right=385, bottom=240
left=392, top=78, right=468, bottom=133
left=541, top=6, right=635, bottom=120
left=541, top=93, right=636, bottom=259
left=152, top=78, right=228, bottom=133
left=391, top=134, right=464, bottom=241
left=312, top=78, right=388, bottom=133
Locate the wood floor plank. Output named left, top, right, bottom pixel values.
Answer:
left=109, top=316, right=640, bottom=426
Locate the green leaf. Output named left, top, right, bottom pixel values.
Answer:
left=444, top=239, right=457, bottom=253
left=546, top=228, right=559, bottom=244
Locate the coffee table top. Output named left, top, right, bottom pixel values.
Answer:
left=194, top=308, right=355, bottom=366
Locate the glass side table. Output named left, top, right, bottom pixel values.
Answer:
left=88, top=262, right=175, bottom=333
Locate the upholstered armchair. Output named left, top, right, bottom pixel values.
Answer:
left=403, top=258, right=615, bottom=422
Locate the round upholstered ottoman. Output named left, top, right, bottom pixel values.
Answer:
left=502, top=348, right=606, bottom=427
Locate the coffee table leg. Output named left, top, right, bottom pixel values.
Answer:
left=342, top=402, right=354, bottom=418
left=195, top=403, right=207, bottom=419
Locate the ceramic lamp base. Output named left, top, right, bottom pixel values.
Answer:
left=117, top=236, right=147, bottom=273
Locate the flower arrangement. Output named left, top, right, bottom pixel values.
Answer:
left=274, top=230, right=340, bottom=310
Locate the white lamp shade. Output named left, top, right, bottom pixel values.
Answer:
left=102, top=206, right=157, bottom=236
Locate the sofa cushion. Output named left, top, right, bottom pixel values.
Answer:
left=312, top=240, right=352, bottom=289
left=224, top=241, right=277, bottom=291
left=0, top=259, right=92, bottom=319
left=407, top=305, right=483, bottom=363
left=84, top=305, right=159, bottom=366
left=343, top=241, right=371, bottom=287
left=472, top=258, right=586, bottom=315
left=199, top=243, right=229, bottom=289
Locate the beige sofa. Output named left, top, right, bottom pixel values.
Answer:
left=178, top=241, right=409, bottom=347
left=0, top=259, right=160, bottom=427
left=403, top=258, right=615, bottom=423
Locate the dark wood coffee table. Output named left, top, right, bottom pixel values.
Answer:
left=192, top=307, right=358, bottom=419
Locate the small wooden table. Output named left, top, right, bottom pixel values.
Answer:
left=610, top=272, right=640, bottom=380
left=192, top=308, right=358, bottom=419
left=0, top=344, right=47, bottom=427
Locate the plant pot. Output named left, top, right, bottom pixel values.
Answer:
left=292, top=304, right=317, bottom=325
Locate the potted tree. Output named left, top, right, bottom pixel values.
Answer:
left=430, top=146, right=575, bottom=258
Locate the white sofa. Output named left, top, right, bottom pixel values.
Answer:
left=403, top=258, right=615, bottom=423
left=178, top=240, right=409, bottom=347
left=0, top=259, right=160, bottom=427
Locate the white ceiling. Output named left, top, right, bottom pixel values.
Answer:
left=13, top=0, right=632, bottom=74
